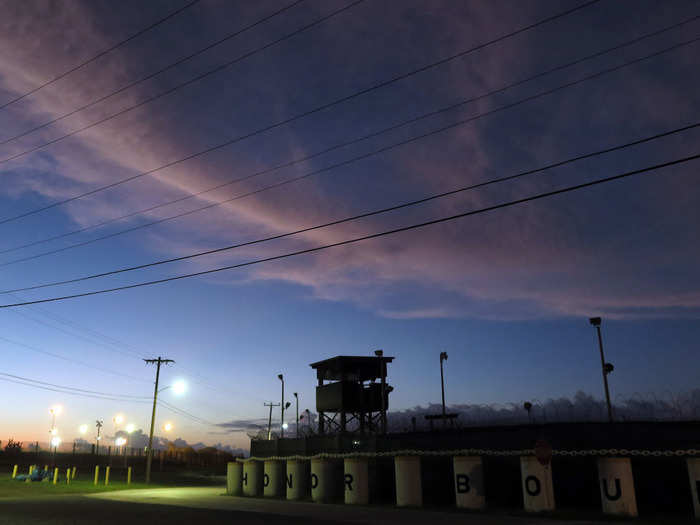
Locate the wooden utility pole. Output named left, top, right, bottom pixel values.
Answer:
left=264, top=402, right=280, bottom=440
left=144, top=357, right=174, bottom=483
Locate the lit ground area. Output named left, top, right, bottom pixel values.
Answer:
left=0, top=482, right=695, bottom=524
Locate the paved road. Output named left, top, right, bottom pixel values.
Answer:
left=0, top=487, right=678, bottom=525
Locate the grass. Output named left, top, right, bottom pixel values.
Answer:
left=0, top=468, right=225, bottom=499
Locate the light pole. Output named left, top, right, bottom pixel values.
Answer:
left=49, top=405, right=61, bottom=439
left=439, top=351, right=448, bottom=424
left=278, top=374, right=285, bottom=438
left=375, top=350, right=387, bottom=434
left=293, top=392, right=299, bottom=438
left=589, top=317, right=614, bottom=422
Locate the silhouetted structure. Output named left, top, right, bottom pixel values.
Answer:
left=311, top=354, right=394, bottom=435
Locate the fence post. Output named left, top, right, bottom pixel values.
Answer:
left=520, top=456, right=555, bottom=512
left=394, top=456, right=422, bottom=507
left=227, top=461, right=243, bottom=496
left=453, top=456, right=485, bottom=509
left=597, top=457, right=637, bottom=517
left=687, top=458, right=700, bottom=519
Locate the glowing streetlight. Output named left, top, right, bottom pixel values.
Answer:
left=125, top=423, right=136, bottom=434
left=113, top=414, right=124, bottom=425
left=50, top=436, right=61, bottom=448
left=282, top=422, right=289, bottom=430
left=115, top=437, right=127, bottom=447
left=49, top=405, right=62, bottom=436
left=172, top=380, right=187, bottom=396
left=50, top=428, right=58, bottom=436
left=79, top=424, right=88, bottom=435
left=163, top=422, right=173, bottom=432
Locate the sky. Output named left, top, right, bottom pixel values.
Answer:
left=0, top=0, right=698, bottom=451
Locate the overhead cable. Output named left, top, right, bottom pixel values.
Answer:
left=1, top=152, right=697, bottom=309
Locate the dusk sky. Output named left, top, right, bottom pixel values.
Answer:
left=0, top=0, right=698, bottom=451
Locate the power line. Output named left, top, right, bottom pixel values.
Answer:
left=159, top=400, right=215, bottom=426
left=5, top=294, right=145, bottom=359
left=1, top=152, right=697, bottom=309
left=1, top=11, right=694, bottom=257
left=0, top=374, right=151, bottom=402
left=0, top=372, right=149, bottom=399
left=0, top=0, right=598, bottom=225
left=1, top=34, right=697, bottom=269
left=0, top=333, right=150, bottom=383
left=0, top=0, right=366, bottom=180
left=0, top=0, right=203, bottom=111
left=0, top=0, right=306, bottom=147
left=2, top=121, right=697, bottom=294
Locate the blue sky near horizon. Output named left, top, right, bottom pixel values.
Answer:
left=0, top=0, right=698, bottom=450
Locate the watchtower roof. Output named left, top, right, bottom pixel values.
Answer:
left=309, top=355, right=394, bottom=382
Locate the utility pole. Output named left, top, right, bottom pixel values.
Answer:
left=375, top=349, right=387, bottom=434
left=293, top=392, right=299, bottom=438
left=144, top=357, right=174, bottom=483
left=589, top=318, right=614, bottom=422
left=265, top=402, right=280, bottom=440
left=95, top=420, right=103, bottom=456
left=439, top=351, right=448, bottom=426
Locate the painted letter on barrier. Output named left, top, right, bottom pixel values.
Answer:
left=602, top=478, right=622, bottom=501
left=344, top=473, right=353, bottom=491
left=525, top=475, right=541, bottom=496
left=242, top=472, right=248, bottom=486
left=456, top=474, right=470, bottom=494
left=286, top=473, right=293, bottom=489
left=311, top=473, right=318, bottom=489
left=263, top=473, right=269, bottom=487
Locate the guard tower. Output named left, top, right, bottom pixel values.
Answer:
left=310, top=352, right=394, bottom=435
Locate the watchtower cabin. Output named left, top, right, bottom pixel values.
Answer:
left=310, top=353, right=394, bottom=435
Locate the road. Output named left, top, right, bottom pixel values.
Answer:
left=0, top=487, right=679, bottom=524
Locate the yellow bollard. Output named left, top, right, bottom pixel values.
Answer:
left=53, top=467, right=58, bottom=485
left=93, top=466, right=99, bottom=486
left=72, top=466, right=77, bottom=480
left=28, top=465, right=33, bottom=474
left=127, top=466, right=132, bottom=485
left=66, top=468, right=71, bottom=484
left=11, top=465, right=17, bottom=479
left=105, top=466, right=110, bottom=486
left=44, top=465, right=48, bottom=472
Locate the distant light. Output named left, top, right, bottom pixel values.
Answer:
left=172, top=380, right=187, bottom=396
left=50, top=436, right=61, bottom=448
left=113, top=414, right=124, bottom=425
left=125, top=423, right=136, bottom=434
left=163, top=422, right=173, bottom=432
left=282, top=423, right=288, bottom=430
left=49, top=405, right=62, bottom=416
left=50, top=428, right=58, bottom=436
left=79, top=424, right=88, bottom=434
left=115, top=437, right=127, bottom=447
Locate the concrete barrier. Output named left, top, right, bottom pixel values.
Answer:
left=286, top=459, right=308, bottom=500
left=520, top=456, right=555, bottom=512
left=227, top=461, right=243, bottom=495
left=264, top=460, right=285, bottom=497
left=344, top=457, right=369, bottom=505
left=395, top=456, right=422, bottom=507
left=453, top=456, right=485, bottom=509
left=597, top=457, right=637, bottom=517
left=243, top=460, right=263, bottom=497
left=688, top=458, right=700, bottom=518
left=311, top=458, right=337, bottom=503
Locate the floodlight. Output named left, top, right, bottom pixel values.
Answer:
left=172, top=380, right=187, bottom=396
left=79, top=424, right=88, bottom=434
left=125, top=423, right=136, bottom=434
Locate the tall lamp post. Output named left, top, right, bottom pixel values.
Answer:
left=293, top=392, right=299, bottom=438
left=589, top=317, right=614, bottom=422
left=278, top=374, right=285, bottom=438
left=439, top=351, right=448, bottom=424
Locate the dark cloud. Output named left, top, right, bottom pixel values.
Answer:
left=215, top=418, right=268, bottom=432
